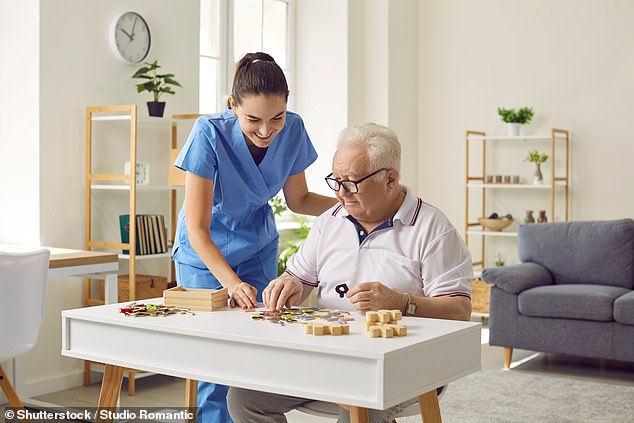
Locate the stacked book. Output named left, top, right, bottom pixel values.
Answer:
left=119, top=214, right=168, bottom=255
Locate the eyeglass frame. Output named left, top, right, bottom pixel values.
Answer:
left=324, top=168, right=390, bottom=193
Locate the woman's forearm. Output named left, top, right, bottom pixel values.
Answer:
left=288, top=192, right=337, bottom=216
left=188, top=227, right=242, bottom=289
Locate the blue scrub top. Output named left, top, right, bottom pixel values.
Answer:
left=172, top=108, right=317, bottom=270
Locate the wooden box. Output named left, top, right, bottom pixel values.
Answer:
left=118, top=274, right=168, bottom=302
left=163, top=286, right=228, bottom=311
left=471, top=278, right=491, bottom=314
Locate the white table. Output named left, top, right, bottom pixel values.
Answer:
left=62, top=302, right=481, bottom=423
left=5, top=247, right=119, bottom=397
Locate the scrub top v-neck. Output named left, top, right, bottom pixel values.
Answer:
left=172, top=108, right=317, bottom=271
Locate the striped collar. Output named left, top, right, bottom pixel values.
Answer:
left=331, top=186, right=423, bottom=226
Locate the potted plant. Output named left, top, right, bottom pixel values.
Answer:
left=525, top=149, right=548, bottom=184
left=497, top=107, right=534, bottom=136
left=132, top=60, right=182, bottom=117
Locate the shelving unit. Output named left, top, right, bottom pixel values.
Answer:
left=465, top=129, right=571, bottom=314
left=83, top=105, right=199, bottom=394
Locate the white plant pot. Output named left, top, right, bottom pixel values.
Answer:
left=507, top=123, right=521, bottom=137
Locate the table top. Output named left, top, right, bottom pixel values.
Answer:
left=47, top=247, right=118, bottom=269
left=62, top=301, right=480, bottom=360
left=62, top=301, right=481, bottom=409
left=0, top=244, right=118, bottom=269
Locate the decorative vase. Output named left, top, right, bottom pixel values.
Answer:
left=537, top=210, right=548, bottom=223
left=524, top=210, right=535, bottom=224
left=533, top=162, right=543, bottom=185
left=507, top=123, right=521, bottom=137
left=147, top=101, right=166, bottom=118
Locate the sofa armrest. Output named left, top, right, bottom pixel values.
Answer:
left=481, top=262, right=553, bottom=294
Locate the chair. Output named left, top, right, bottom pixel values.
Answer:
left=0, top=247, right=50, bottom=409
left=295, top=385, right=447, bottom=422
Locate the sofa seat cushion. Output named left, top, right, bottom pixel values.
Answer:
left=614, top=291, right=634, bottom=325
left=518, top=284, right=630, bottom=321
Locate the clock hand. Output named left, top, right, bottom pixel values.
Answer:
left=131, top=17, right=137, bottom=35
left=120, top=27, right=133, bottom=41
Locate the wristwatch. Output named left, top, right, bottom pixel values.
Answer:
left=405, top=293, right=417, bottom=316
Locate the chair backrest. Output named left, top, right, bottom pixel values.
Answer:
left=517, top=219, right=634, bottom=288
left=0, top=247, right=50, bottom=362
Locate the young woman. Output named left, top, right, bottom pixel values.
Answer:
left=172, top=52, right=336, bottom=422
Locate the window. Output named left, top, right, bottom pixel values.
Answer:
left=199, top=0, right=293, bottom=114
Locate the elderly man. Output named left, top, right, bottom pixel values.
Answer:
left=227, top=123, right=472, bottom=423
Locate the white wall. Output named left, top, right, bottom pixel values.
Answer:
left=296, top=0, right=419, bottom=191
left=418, top=0, right=634, bottom=266
left=295, top=0, right=348, bottom=195
left=0, top=0, right=40, bottom=245
left=22, top=0, right=199, bottom=396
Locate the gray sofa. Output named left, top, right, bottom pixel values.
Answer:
left=482, top=219, right=634, bottom=368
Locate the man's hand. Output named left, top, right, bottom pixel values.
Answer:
left=346, top=282, right=406, bottom=314
left=229, top=281, right=258, bottom=310
left=263, top=273, right=303, bottom=311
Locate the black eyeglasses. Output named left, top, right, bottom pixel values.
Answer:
left=325, top=168, right=389, bottom=193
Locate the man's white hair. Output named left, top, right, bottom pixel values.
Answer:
left=336, top=123, right=401, bottom=172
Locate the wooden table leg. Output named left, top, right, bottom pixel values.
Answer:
left=418, top=389, right=442, bottom=423
left=185, top=379, right=198, bottom=423
left=348, top=406, right=369, bottom=423
left=96, top=364, right=124, bottom=423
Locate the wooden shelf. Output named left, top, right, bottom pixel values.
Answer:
left=467, top=133, right=568, bottom=141
left=465, top=128, right=570, bottom=268
left=467, top=182, right=566, bottom=189
left=118, top=252, right=172, bottom=260
left=91, top=184, right=183, bottom=191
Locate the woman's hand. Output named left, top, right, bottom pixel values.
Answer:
left=262, top=273, right=303, bottom=311
left=229, top=281, right=259, bottom=309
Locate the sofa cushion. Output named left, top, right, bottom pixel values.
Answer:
left=518, top=219, right=634, bottom=289
left=518, top=284, right=630, bottom=321
left=614, top=291, right=634, bottom=325
left=482, top=263, right=553, bottom=294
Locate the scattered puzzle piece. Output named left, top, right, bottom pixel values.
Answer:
left=364, top=310, right=407, bottom=338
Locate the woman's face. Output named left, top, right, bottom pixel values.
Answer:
left=230, top=94, right=287, bottom=148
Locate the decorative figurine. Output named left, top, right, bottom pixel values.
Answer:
left=524, top=210, right=535, bottom=224
left=537, top=210, right=548, bottom=223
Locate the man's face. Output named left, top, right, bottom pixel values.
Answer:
left=331, top=144, right=390, bottom=222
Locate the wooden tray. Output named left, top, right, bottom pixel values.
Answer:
left=163, top=286, right=228, bottom=311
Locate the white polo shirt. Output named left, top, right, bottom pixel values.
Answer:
left=286, top=186, right=473, bottom=311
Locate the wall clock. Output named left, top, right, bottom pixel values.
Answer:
left=109, top=11, right=151, bottom=64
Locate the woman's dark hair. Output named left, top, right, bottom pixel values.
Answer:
left=231, top=52, right=289, bottom=105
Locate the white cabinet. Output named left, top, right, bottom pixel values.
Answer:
left=465, top=129, right=571, bottom=275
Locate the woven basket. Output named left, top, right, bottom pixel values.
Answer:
left=471, top=278, right=491, bottom=314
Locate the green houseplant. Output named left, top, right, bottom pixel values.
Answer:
left=269, top=196, right=312, bottom=276
left=132, top=60, right=182, bottom=117
left=497, top=107, right=534, bottom=136
left=524, top=149, right=548, bottom=184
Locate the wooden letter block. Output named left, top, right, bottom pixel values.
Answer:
left=313, top=325, right=324, bottom=336
left=304, top=324, right=314, bottom=334
left=341, top=324, right=350, bottom=335
left=394, top=325, right=407, bottom=336
left=369, top=326, right=382, bottom=338
left=330, top=325, right=343, bottom=336
left=366, top=311, right=379, bottom=323
left=378, top=311, right=391, bottom=323
left=381, top=327, right=394, bottom=338
left=390, top=310, right=402, bottom=321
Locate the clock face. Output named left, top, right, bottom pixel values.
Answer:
left=110, top=11, right=151, bottom=64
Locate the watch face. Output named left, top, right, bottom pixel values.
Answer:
left=110, top=11, right=151, bottom=64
